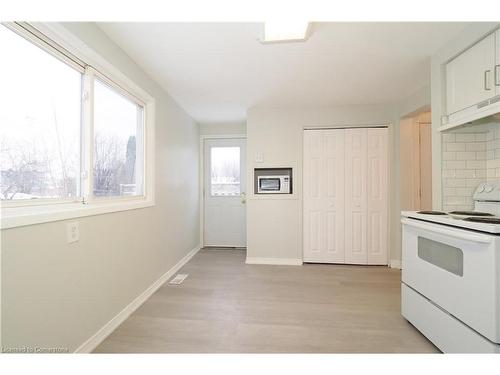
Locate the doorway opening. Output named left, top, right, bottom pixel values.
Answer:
left=399, top=110, right=432, bottom=211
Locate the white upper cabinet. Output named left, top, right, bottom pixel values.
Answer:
left=442, top=29, right=500, bottom=130
left=446, top=33, right=495, bottom=115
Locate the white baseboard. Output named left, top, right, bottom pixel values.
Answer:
left=390, top=259, right=402, bottom=269
left=245, top=257, right=303, bottom=266
left=74, top=244, right=201, bottom=353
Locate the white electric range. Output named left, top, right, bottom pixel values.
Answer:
left=401, top=181, right=500, bottom=353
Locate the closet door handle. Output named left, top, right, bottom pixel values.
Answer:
left=495, top=65, right=500, bottom=86
left=485, top=70, right=492, bottom=91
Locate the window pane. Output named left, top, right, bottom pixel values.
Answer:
left=93, top=79, right=143, bottom=197
left=418, top=237, right=463, bottom=276
left=0, top=26, right=81, bottom=200
left=210, top=147, right=240, bottom=196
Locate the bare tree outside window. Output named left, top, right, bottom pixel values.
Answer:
left=92, top=79, right=142, bottom=197
left=210, top=147, right=240, bottom=196
left=0, top=25, right=80, bottom=201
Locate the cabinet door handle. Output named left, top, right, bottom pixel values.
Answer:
left=495, top=65, right=500, bottom=87
left=485, top=70, right=492, bottom=91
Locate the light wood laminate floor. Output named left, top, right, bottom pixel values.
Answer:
left=94, top=248, right=439, bottom=353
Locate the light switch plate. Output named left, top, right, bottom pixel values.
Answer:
left=255, top=152, right=264, bottom=163
left=66, top=221, right=79, bottom=244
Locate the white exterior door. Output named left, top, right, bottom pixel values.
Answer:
left=204, top=138, right=246, bottom=247
left=303, top=127, right=388, bottom=265
left=303, top=129, right=345, bottom=263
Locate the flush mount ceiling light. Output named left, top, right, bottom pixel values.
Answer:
left=260, top=21, right=311, bottom=44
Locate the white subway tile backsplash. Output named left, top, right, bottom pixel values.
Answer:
left=455, top=134, right=476, bottom=142
left=442, top=169, right=456, bottom=178
left=476, top=151, right=487, bottom=160
left=475, top=169, right=487, bottom=178
left=466, top=160, right=485, bottom=169
left=466, top=142, right=486, bottom=152
left=456, top=151, right=477, bottom=160
left=443, top=187, right=456, bottom=196
left=446, top=143, right=466, bottom=152
left=442, top=128, right=500, bottom=211
left=475, top=133, right=487, bottom=142
left=446, top=196, right=469, bottom=205
left=442, top=134, right=455, bottom=142
left=444, top=160, right=466, bottom=169
left=455, top=169, right=476, bottom=178
left=444, top=178, right=466, bottom=187
left=442, top=151, right=456, bottom=160
left=466, top=179, right=483, bottom=188
left=454, top=187, right=470, bottom=196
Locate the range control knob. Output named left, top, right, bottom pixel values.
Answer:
left=478, top=183, right=486, bottom=193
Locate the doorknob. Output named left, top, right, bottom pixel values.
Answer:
left=241, top=192, right=246, bottom=204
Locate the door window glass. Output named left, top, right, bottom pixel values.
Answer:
left=210, top=147, right=240, bottom=196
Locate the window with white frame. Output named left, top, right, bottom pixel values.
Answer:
left=92, top=76, right=144, bottom=198
left=0, top=23, right=151, bottom=209
left=0, top=24, right=82, bottom=201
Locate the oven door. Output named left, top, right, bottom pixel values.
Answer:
left=402, top=217, right=500, bottom=343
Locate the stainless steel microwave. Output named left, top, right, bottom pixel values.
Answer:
left=257, top=175, right=291, bottom=194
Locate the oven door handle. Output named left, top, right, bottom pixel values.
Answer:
left=401, top=218, right=493, bottom=244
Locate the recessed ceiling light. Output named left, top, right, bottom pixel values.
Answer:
left=260, top=21, right=311, bottom=43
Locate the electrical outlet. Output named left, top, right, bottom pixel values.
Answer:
left=66, top=221, right=79, bottom=244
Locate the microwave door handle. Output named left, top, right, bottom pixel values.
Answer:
left=401, top=218, right=493, bottom=244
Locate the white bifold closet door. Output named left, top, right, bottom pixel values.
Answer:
left=303, top=129, right=346, bottom=263
left=303, top=127, right=388, bottom=265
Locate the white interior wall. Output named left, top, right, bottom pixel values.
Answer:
left=246, top=104, right=401, bottom=264
left=1, top=23, right=200, bottom=351
left=399, top=111, right=432, bottom=211
left=199, top=122, right=246, bottom=135
left=399, top=117, right=421, bottom=211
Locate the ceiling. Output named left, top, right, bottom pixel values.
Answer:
left=97, top=22, right=469, bottom=123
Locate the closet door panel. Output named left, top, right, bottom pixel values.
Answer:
left=303, top=129, right=345, bottom=263
left=345, top=128, right=368, bottom=264
left=367, top=128, right=388, bottom=265
left=303, top=130, right=324, bottom=262
left=324, top=130, right=345, bottom=263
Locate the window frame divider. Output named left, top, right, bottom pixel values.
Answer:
left=1, top=22, right=156, bottom=226
left=82, top=66, right=95, bottom=204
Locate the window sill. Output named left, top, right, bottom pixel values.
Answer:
left=0, top=198, right=154, bottom=229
